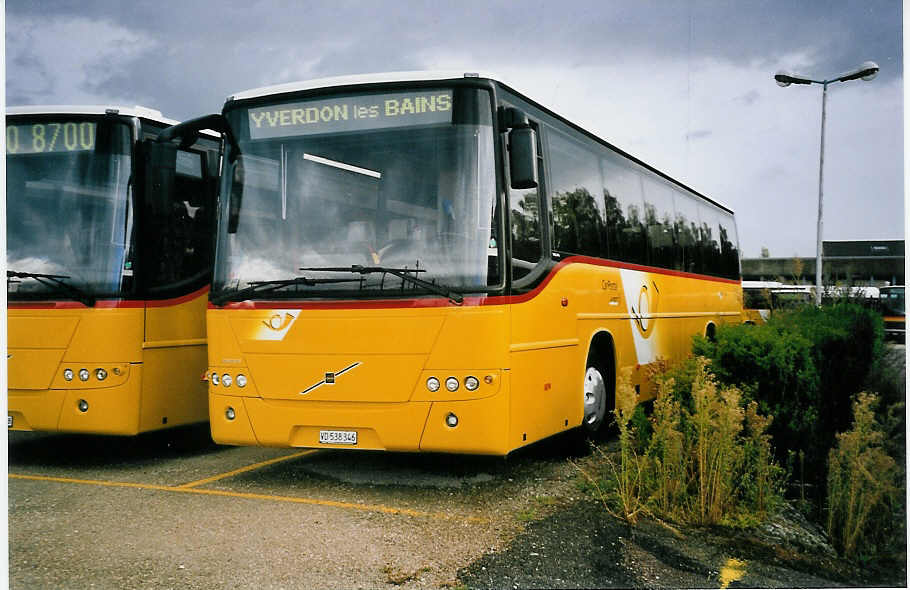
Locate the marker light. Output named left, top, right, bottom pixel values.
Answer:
left=95, top=368, right=108, bottom=381
left=445, top=412, right=459, bottom=427
left=78, top=369, right=90, bottom=382
left=63, top=369, right=74, bottom=381
left=225, top=407, right=236, bottom=420
left=464, top=376, right=479, bottom=391
left=78, top=399, right=89, bottom=412
left=426, top=377, right=440, bottom=392
left=236, top=374, right=247, bottom=388
left=211, top=372, right=220, bottom=386
left=445, top=377, right=459, bottom=392
left=221, top=374, right=233, bottom=387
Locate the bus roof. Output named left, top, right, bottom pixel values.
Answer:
left=7, top=105, right=179, bottom=126
left=224, top=70, right=734, bottom=214
left=226, top=71, right=498, bottom=102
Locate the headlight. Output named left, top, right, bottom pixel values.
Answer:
left=221, top=374, right=233, bottom=387
left=445, top=377, right=459, bottom=392
left=78, top=369, right=90, bottom=382
left=445, top=412, right=458, bottom=427
left=95, top=368, right=108, bottom=381
left=211, top=372, right=220, bottom=386
left=464, top=376, right=479, bottom=391
left=426, top=377, right=440, bottom=392
left=63, top=369, right=74, bottom=381
left=236, top=374, right=247, bottom=388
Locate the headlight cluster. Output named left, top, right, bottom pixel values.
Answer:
left=210, top=371, right=247, bottom=388
left=63, top=367, right=111, bottom=383
left=426, top=375, right=480, bottom=393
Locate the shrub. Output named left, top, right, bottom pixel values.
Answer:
left=826, top=392, right=899, bottom=557
left=578, top=359, right=784, bottom=526
left=693, top=303, right=885, bottom=497
left=693, top=320, right=820, bottom=477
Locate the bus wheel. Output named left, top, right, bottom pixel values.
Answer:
left=583, top=363, right=608, bottom=432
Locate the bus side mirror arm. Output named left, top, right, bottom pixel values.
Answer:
left=157, top=113, right=239, bottom=157
left=502, top=107, right=539, bottom=190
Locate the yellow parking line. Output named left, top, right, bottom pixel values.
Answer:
left=177, top=450, right=317, bottom=488
left=719, top=557, right=747, bottom=589
left=9, top=473, right=487, bottom=524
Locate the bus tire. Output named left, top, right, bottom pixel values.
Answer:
left=582, top=347, right=612, bottom=434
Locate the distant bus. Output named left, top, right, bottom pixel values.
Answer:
left=879, top=286, right=905, bottom=341
left=161, top=72, right=741, bottom=454
left=742, top=281, right=814, bottom=322
left=7, top=105, right=221, bottom=434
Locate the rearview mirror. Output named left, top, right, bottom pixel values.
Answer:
left=508, top=126, right=539, bottom=190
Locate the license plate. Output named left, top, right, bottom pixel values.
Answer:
left=319, top=430, right=357, bottom=445
left=8, top=415, right=13, bottom=428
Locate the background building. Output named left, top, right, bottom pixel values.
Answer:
left=742, top=239, right=904, bottom=286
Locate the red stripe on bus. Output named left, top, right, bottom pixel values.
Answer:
left=7, top=286, right=210, bottom=310
left=213, top=257, right=740, bottom=310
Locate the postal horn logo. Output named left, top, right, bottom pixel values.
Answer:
left=263, top=312, right=297, bottom=331
left=630, top=280, right=661, bottom=338
left=300, top=362, right=362, bottom=395
left=259, top=311, right=299, bottom=341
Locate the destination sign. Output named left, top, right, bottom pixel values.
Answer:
left=6, top=121, right=97, bottom=154
left=248, top=90, right=453, bottom=140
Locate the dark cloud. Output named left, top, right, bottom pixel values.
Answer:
left=685, top=129, right=713, bottom=141
left=7, top=1, right=901, bottom=84
left=5, top=0, right=902, bottom=255
left=736, top=89, right=761, bottom=106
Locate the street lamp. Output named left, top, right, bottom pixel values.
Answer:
left=773, top=61, right=879, bottom=305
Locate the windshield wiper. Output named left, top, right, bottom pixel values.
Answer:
left=211, top=275, right=361, bottom=306
left=7, top=270, right=96, bottom=307
left=300, top=265, right=464, bottom=305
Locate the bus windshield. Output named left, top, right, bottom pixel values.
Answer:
left=880, top=287, right=905, bottom=316
left=213, top=87, right=497, bottom=301
left=6, top=118, right=133, bottom=298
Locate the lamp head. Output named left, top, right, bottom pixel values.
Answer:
left=834, top=61, right=880, bottom=83
left=859, top=61, right=880, bottom=81
left=774, top=70, right=812, bottom=87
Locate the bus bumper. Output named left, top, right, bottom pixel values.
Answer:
left=8, top=365, right=143, bottom=435
left=210, top=387, right=512, bottom=455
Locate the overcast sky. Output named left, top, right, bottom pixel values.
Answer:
left=5, top=0, right=903, bottom=258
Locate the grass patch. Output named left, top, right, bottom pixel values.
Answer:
left=575, top=358, right=784, bottom=526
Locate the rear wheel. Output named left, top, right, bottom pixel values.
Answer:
left=582, top=361, right=608, bottom=433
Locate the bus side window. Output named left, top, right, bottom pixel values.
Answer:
left=546, top=129, right=605, bottom=258
left=601, top=154, right=646, bottom=265
left=717, top=212, right=739, bottom=279
left=697, top=204, right=724, bottom=278
left=674, top=187, right=701, bottom=274
left=641, top=175, right=677, bottom=270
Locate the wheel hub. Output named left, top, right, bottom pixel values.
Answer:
left=583, top=366, right=607, bottom=431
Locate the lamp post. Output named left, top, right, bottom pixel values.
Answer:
left=773, top=61, right=879, bottom=305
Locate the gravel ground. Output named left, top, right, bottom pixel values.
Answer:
left=457, top=499, right=904, bottom=589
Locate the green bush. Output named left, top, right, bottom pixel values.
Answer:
left=693, top=320, right=820, bottom=474
left=694, top=303, right=885, bottom=496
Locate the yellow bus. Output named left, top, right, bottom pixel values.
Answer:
left=879, top=285, right=905, bottom=341
left=165, top=72, right=741, bottom=454
left=7, top=105, right=221, bottom=434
